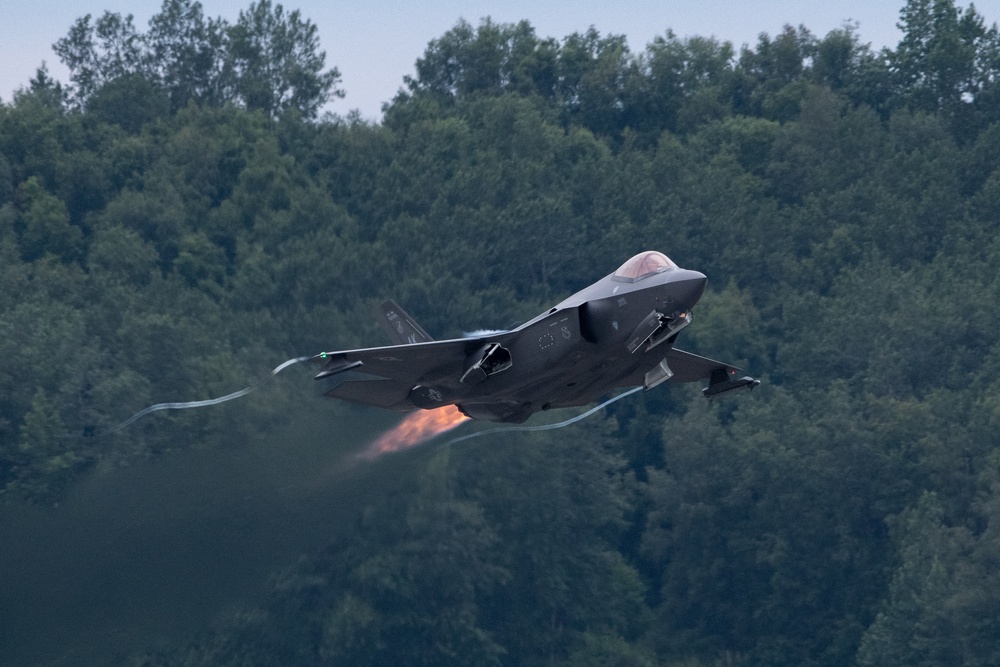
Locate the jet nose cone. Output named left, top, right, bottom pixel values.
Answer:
left=675, top=270, right=707, bottom=308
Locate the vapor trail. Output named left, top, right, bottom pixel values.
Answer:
left=442, top=386, right=643, bottom=446
left=94, top=356, right=309, bottom=436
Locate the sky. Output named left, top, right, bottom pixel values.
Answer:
left=4, top=0, right=1000, bottom=121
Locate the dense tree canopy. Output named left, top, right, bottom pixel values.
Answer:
left=3, top=0, right=1000, bottom=665
left=52, top=0, right=341, bottom=118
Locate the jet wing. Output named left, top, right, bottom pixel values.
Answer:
left=611, top=347, right=754, bottom=394
left=309, top=338, right=486, bottom=409
left=665, top=348, right=760, bottom=397
left=310, top=338, right=480, bottom=384
left=663, top=348, right=739, bottom=383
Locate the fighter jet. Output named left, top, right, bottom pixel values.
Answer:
left=311, top=251, right=759, bottom=423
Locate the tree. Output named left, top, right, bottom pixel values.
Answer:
left=403, top=18, right=559, bottom=104
left=53, top=11, right=148, bottom=107
left=458, top=425, right=650, bottom=665
left=227, top=0, right=342, bottom=118
left=146, top=0, right=231, bottom=111
left=856, top=492, right=965, bottom=667
left=556, top=28, right=632, bottom=135
left=14, top=387, right=85, bottom=499
left=16, top=176, right=81, bottom=262
left=321, top=450, right=507, bottom=666
left=735, top=25, right=817, bottom=121
left=52, top=0, right=341, bottom=119
left=889, top=0, right=1000, bottom=125
left=86, top=72, right=170, bottom=132
left=629, top=32, right=736, bottom=136
left=18, top=63, right=67, bottom=111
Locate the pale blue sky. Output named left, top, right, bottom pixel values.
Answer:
left=3, top=1, right=1000, bottom=120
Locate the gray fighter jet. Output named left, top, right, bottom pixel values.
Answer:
left=311, top=251, right=759, bottom=423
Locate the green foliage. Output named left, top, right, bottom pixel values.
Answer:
left=13, top=388, right=85, bottom=498
left=856, top=492, right=964, bottom=667
left=86, top=72, right=170, bottom=132
left=15, top=176, right=82, bottom=262
left=228, top=0, right=343, bottom=118
left=6, top=1, right=1000, bottom=664
left=405, top=18, right=559, bottom=103
left=146, top=0, right=230, bottom=111
left=52, top=0, right=341, bottom=120
left=320, top=450, right=507, bottom=666
left=53, top=10, right=147, bottom=106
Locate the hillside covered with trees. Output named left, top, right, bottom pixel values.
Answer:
left=3, top=0, right=1000, bottom=664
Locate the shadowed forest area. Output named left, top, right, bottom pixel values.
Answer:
left=3, top=0, right=1000, bottom=664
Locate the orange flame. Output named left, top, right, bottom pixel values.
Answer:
left=362, top=405, right=470, bottom=459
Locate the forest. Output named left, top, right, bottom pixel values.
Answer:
left=2, top=0, right=1000, bottom=664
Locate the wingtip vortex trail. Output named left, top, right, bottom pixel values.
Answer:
left=78, top=356, right=310, bottom=438
left=440, top=386, right=643, bottom=448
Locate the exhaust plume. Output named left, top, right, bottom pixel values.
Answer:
left=362, top=405, right=469, bottom=459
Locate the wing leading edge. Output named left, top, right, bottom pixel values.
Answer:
left=309, top=337, right=483, bottom=410
left=665, top=348, right=760, bottom=397
left=663, top=348, right=736, bottom=382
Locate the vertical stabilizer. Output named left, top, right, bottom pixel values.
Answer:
left=374, top=299, right=434, bottom=345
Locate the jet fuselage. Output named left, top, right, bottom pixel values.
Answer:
left=313, top=251, right=755, bottom=423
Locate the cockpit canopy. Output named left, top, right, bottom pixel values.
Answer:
left=613, top=251, right=678, bottom=282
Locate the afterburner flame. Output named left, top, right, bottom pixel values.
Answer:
left=362, top=405, right=470, bottom=459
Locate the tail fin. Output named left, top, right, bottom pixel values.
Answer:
left=374, top=299, right=434, bottom=345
